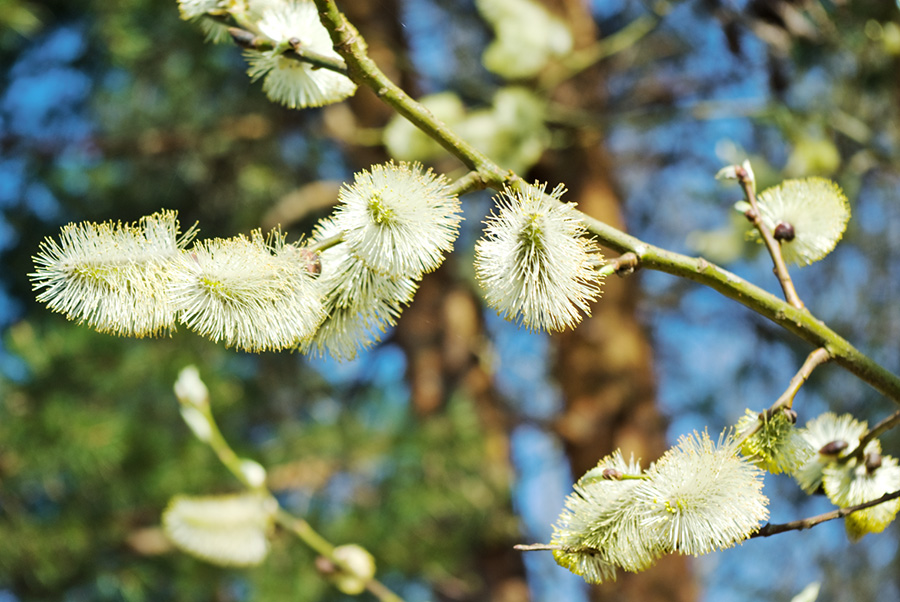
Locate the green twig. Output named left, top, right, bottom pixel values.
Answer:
left=194, top=400, right=407, bottom=602
left=578, top=212, right=900, bottom=405
left=308, top=232, right=343, bottom=254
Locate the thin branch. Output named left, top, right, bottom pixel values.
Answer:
left=307, top=232, right=343, bottom=254
left=751, top=489, right=900, bottom=538
left=514, top=543, right=565, bottom=552
left=275, top=511, right=406, bottom=602
left=770, top=347, right=831, bottom=412
left=577, top=212, right=900, bottom=405
left=193, top=395, right=407, bottom=602
left=735, top=164, right=804, bottom=309
left=448, top=170, right=489, bottom=197
left=226, top=25, right=350, bottom=76
left=845, top=409, right=900, bottom=461
left=736, top=347, right=830, bottom=445
left=517, top=489, right=900, bottom=549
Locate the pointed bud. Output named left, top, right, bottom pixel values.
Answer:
left=174, top=365, right=209, bottom=409
left=240, top=459, right=268, bottom=488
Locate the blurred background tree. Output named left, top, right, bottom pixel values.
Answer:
left=2, top=1, right=900, bottom=601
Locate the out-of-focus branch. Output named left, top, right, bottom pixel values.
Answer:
left=752, top=489, right=900, bottom=538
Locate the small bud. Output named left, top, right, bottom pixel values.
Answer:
left=819, top=440, right=848, bottom=456
left=773, top=222, right=796, bottom=242
left=174, top=365, right=209, bottom=409
left=288, top=37, right=301, bottom=48
left=715, top=160, right=754, bottom=184
left=865, top=451, right=883, bottom=472
left=782, top=408, right=798, bottom=424
left=744, top=207, right=758, bottom=221
left=602, top=468, right=624, bottom=480
left=738, top=159, right=755, bottom=188
left=715, top=164, right=739, bottom=181
left=315, top=555, right=337, bottom=576
left=296, top=247, right=322, bottom=276
left=240, top=459, right=268, bottom=488
left=229, top=27, right=259, bottom=48
left=318, top=545, right=376, bottom=595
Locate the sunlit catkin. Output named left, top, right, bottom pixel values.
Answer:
left=30, top=210, right=193, bottom=337
left=475, top=183, right=603, bottom=332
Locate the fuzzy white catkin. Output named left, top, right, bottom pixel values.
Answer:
left=475, top=183, right=603, bottom=332
left=168, top=230, right=325, bottom=352
left=552, top=432, right=769, bottom=584
left=301, top=217, right=418, bottom=361
left=163, top=493, right=277, bottom=566
left=333, top=161, right=462, bottom=279
left=244, top=0, right=356, bottom=108
left=633, top=431, right=769, bottom=557
left=30, top=210, right=193, bottom=337
left=753, top=177, right=850, bottom=266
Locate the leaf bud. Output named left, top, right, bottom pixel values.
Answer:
left=601, top=468, right=624, bottom=481
left=819, top=440, right=848, bottom=456
left=782, top=408, right=798, bottom=424
left=865, top=451, right=883, bottom=473
left=773, top=222, right=796, bottom=242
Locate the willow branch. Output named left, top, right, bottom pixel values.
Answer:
left=751, top=489, right=900, bottom=538
left=275, top=511, right=405, bottom=602
left=736, top=347, right=830, bottom=445
left=845, top=409, right=900, bottom=461
left=312, top=0, right=900, bottom=406
left=448, top=170, right=490, bottom=197
left=192, top=398, right=406, bottom=602
left=735, top=164, right=804, bottom=309
left=579, top=213, right=900, bottom=405
left=770, top=348, right=831, bottom=412
left=226, top=25, right=350, bottom=75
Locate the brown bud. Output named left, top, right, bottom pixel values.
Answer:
left=288, top=246, right=321, bottom=276
left=602, top=468, right=624, bottom=481
left=819, top=440, right=848, bottom=456
left=228, top=27, right=258, bottom=48
left=782, top=409, right=798, bottom=424
left=315, top=555, right=337, bottom=576
left=773, top=222, right=796, bottom=242
left=865, top=452, right=883, bottom=472
left=744, top=208, right=759, bottom=221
